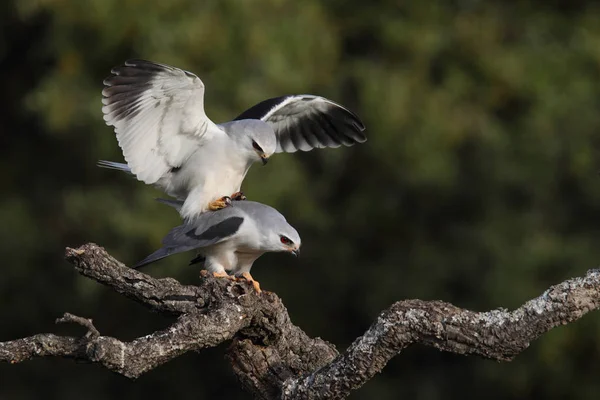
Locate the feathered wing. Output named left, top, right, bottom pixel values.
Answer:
left=132, top=214, right=245, bottom=269
left=234, top=95, right=366, bottom=153
left=132, top=245, right=197, bottom=269
left=97, top=160, right=132, bottom=175
left=102, top=59, right=223, bottom=184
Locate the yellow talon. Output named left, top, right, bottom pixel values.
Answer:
left=208, top=196, right=232, bottom=211
left=212, top=271, right=235, bottom=280
left=240, top=272, right=262, bottom=293
left=210, top=271, right=261, bottom=293
left=230, top=191, right=247, bottom=201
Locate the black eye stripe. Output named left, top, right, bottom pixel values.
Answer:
left=252, top=140, right=263, bottom=152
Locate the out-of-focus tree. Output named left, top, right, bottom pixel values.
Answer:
left=1, top=0, right=600, bottom=398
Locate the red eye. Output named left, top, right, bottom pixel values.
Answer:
left=280, top=235, right=292, bottom=245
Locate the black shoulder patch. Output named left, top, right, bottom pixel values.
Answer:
left=186, top=216, right=244, bottom=241
left=234, top=95, right=290, bottom=121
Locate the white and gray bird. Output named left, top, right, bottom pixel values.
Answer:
left=100, top=59, right=366, bottom=219
left=133, top=200, right=301, bottom=292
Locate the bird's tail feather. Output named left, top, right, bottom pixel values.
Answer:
left=155, top=198, right=184, bottom=211
left=97, top=160, right=132, bottom=175
left=133, top=243, right=199, bottom=269
left=132, top=248, right=173, bottom=269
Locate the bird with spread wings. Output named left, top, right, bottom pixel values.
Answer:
left=100, top=59, right=367, bottom=220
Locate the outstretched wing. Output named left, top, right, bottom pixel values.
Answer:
left=132, top=215, right=245, bottom=269
left=102, top=59, right=223, bottom=184
left=234, top=95, right=366, bottom=153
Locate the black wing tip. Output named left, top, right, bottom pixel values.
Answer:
left=340, top=134, right=367, bottom=147
left=320, top=97, right=366, bottom=131
left=324, top=101, right=368, bottom=144
left=346, top=120, right=368, bottom=143
left=119, top=59, right=169, bottom=70
left=341, top=119, right=367, bottom=144
left=294, top=94, right=368, bottom=137
left=124, top=58, right=153, bottom=65
left=235, top=93, right=367, bottom=151
left=103, top=59, right=171, bottom=86
left=353, top=119, right=367, bottom=132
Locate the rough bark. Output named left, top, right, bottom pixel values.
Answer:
left=0, top=243, right=599, bottom=399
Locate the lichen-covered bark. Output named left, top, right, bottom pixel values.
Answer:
left=226, top=300, right=338, bottom=399
left=282, top=268, right=600, bottom=399
left=1, top=243, right=599, bottom=399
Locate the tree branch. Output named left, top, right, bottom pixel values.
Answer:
left=0, top=311, right=238, bottom=378
left=281, top=268, right=600, bottom=398
left=1, top=243, right=599, bottom=399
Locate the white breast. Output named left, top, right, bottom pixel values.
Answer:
left=203, top=242, right=239, bottom=273
left=200, top=216, right=263, bottom=274
left=174, top=137, right=253, bottom=218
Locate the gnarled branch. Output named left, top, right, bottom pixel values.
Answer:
left=281, top=269, right=600, bottom=398
left=1, top=243, right=598, bottom=399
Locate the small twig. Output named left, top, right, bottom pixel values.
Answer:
left=56, top=312, right=100, bottom=339
left=1, top=244, right=599, bottom=399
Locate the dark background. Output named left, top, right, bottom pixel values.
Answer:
left=2, top=1, right=600, bottom=399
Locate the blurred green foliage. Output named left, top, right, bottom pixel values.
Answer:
left=2, top=0, right=600, bottom=399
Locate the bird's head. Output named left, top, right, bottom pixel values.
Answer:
left=234, top=120, right=277, bottom=165
left=277, top=232, right=301, bottom=257
left=259, top=210, right=301, bottom=256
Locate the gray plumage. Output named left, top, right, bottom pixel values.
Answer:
left=101, top=59, right=366, bottom=219
left=133, top=201, right=301, bottom=275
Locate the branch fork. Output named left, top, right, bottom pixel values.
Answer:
left=1, top=243, right=599, bottom=399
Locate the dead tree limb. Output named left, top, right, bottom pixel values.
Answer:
left=0, top=243, right=598, bottom=399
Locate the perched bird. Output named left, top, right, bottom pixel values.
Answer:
left=133, top=200, right=301, bottom=292
left=100, top=59, right=366, bottom=219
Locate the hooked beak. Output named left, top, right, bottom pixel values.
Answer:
left=261, top=155, right=269, bottom=165
left=291, top=248, right=300, bottom=257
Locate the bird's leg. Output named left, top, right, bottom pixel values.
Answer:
left=208, top=196, right=232, bottom=211
left=230, top=191, right=247, bottom=201
left=212, top=271, right=236, bottom=280
left=239, top=272, right=261, bottom=293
